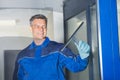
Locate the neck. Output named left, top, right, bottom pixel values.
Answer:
left=34, top=38, right=46, bottom=46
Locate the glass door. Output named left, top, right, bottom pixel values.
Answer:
left=64, top=4, right=100, bottom=80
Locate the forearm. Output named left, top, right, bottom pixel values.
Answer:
left=59, top=53, right=89, bottom=72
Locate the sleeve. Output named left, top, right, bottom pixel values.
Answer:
left=59, top=47, right=89, bottom=72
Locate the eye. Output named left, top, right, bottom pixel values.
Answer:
left=42, top=25, right=46, bottom=29
left=31, top=25, right=39, bottom=28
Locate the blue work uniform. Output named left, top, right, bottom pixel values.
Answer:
left=13, top=37, right=88, bottom=80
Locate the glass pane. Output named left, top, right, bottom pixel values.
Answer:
left=64, top=4, right=100, bottom=80
left=65, top=10, right=89, bottom=80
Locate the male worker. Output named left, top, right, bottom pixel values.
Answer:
left=13, top=14, right=90, bottom=80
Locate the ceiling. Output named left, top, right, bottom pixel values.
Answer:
left=0, top=0, right=119, bottom=11
left=0, top=0, right=65, bottom=12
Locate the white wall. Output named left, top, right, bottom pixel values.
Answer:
left=53, top=11, right=64, bottom=43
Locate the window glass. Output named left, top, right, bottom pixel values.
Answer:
left=64, top=4, right=100, bottom=80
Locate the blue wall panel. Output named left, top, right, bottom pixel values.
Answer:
left=97, top=0, right=120, bottom=80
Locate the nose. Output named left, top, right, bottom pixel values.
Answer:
left=39, top=26, right=44, bottom=31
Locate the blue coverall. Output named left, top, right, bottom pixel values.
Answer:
left=13, top=37, right=88, bottom=80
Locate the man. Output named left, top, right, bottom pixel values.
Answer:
left=13, top=14, right=90, bottom=80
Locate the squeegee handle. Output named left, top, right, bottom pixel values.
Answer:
left=60, top=21, right=84, bottom=52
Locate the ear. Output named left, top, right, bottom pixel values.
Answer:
left=29, top=26, right=32, bottom=32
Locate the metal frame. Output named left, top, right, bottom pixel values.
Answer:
left=97, top=0, right=120, bottom=80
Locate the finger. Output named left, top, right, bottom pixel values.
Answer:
left=79, top=40, right=83, bottom=48
left=80, top=41, right=87, bottom=50
left=81, top=42, right=90, bottom=52
left=82, top=44, right=88, bottom=52
left=86, top=45, right=90, bottom=53
left=83, top=45, right=90, bottom=53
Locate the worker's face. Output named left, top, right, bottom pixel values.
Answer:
left=30, top=19, right=47, bottom=40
